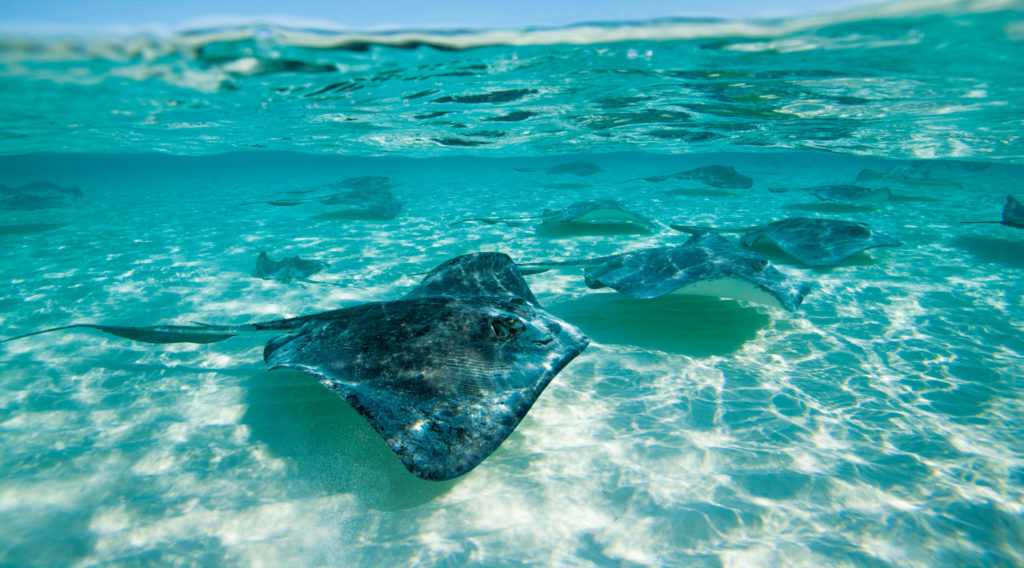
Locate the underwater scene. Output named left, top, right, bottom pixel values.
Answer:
left=2, top=1, right=1024, bottom=566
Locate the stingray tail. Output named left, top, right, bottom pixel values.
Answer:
left=959, top=220, right=1001, bottom=224
left=0, top=323, right=239, bottom=345
left=669, top=224, right=759, bottom=234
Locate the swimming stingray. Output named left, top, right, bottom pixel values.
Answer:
left=810, top=184, right=891, bottom=203
left=670, top=217, right=903, bottom=266
left=450, top=199, right=657, bottom=232
left=254, top=251, right=329, bottom=281
left=518, top=232, right=811, bottom=311
left=239, top=176, right=404, bottom=219
left=856, top=167, right=963, bottom=189
left=642, top=165, right=753, bottom=189
left=515, top=162, right=603, bottom=176
left=962, top=194, right=1024, bottom=229
left=1, top=253, right=589, bottom=481
left=0, top=181, right=83, bottom=210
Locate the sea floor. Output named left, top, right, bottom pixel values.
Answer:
left=1, top=150, right=1022, bottom=566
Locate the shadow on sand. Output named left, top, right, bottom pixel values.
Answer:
left=242, top=370, right=456, bottom=510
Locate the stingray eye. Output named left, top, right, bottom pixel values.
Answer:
left=490, top=317, right=523, bottom=340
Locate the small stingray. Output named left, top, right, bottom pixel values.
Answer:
left=642, top=165, right=753, bottom=189
left=962, top=195, right=1024, bottom=229
left=254, top=251, right=328, bottom=281
left=519, top=232, right=811, bottom=311
left=0, top=181, right=82, bottom=210
left=1, top=253, right=589, bottom=482
left=857, top=167, right=962, bottom=189
left=811, top=184, right=891, bottom=203
left=451, top=199, right=657, bottom=233
left=516, top=162, right=603, bottom=176
left=670, top=217, right=902, bottom=266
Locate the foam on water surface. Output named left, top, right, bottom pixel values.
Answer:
left=2, top=3, right=1024, bottom=566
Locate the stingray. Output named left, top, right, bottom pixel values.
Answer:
left=515, top=162, right=603, bottom=176
left=670, top=217, right=903, bottom=266
left=810, top=184, right=891, bottom=203
left=857, top=167, right=963, bottom=189
left=238, top=176, right=404, bottom=219
left=451, top=199, right=657, bottom=232
left=642, top=165, right=753, bottom=189
left=0, top=181, right=83, bottom=210
left=254, top=251, right=329, bottom=281
left=0, top=253, right=589, bottom=481
left=519, top=232, right=811, bottom=311
left=962, top=195, right=1024, bottom=229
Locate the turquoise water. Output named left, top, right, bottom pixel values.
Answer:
left=2, top=2, right=1024, bottom=566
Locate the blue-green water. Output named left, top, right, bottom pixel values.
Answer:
left=2, top=3, right=1024, bottom=567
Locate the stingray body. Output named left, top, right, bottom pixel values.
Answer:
left=1, top=253, right=589, bottom=481
left=520, top=233, right=811, bottom=311
left=320, top=176, right=404, bottom=219
left=671, top=217, right=902, bottom=266
left=963, top=195, right=1024, bottom=229
left=452, top=199, right=656, bottom=232
left=516, top=162, right=603, bottom=176
left=644, top=165, right=753, bottom=189
left=0, top=181, right=83, bottom=210
left=856, top=167, right=962, bottom=189
left=811, top=184, right=891, bottom=203
left=254, top=251, right=328, bottom=281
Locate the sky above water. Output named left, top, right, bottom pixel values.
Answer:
left=1, top=0, right=881, bottom=31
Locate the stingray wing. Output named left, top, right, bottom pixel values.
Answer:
left=742, top=218, right=902, bottom=266
left=1003, top=195, right=1024, bottom=228
left=406, top=252, right=541, bottom=306
left=584, top=233, right=811, bottom=311
left=263, top=296, right=589, bottom=480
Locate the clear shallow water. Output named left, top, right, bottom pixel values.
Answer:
left=2, top=3, right=1024, bottom=568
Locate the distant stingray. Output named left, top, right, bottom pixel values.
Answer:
left=255, top=251, right=328, bottom=281
left=516, top=162, right=603, bottom=176
left=810, top=184, right=891, bottom=203
left=519, top=232, right=811, bottom=311
left=0, top=181, right=82, bottom=210
left=642, top=165, right=753, bottom=189
left=962, top=195, right=1024, bottom=229
left=238, top=176, right=404, bottom=219
left=451, top=199, right=657, bottom=233
left=857, top=167, right=963, bottom=189
left=670, top=217, right=902, bottom=266
left=1, top=253, right=589, bottom=482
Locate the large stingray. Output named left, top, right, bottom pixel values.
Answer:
left=519, top=232, right=811, bottom=311
left=642, top=165, right=753, bottom=189
left=451, top=199, right=657, bottom=232
left=254, top=251, right=328, bottom=281
left=962, top=194, right=1024, bottom=229
left=1, top=253, right=589, bottom=481
left=670, top=217, right=902, bottom=266
left=0, top=181, right=83, bottom=210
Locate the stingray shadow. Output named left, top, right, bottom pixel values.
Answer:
left=242, top=370, right=455, bottom=510
left=0, top=223, right=67, bottom=236
left=311, top=209, right=395, bottom=222
left=535, top=222, right=654, bottom=239
left=950, top=235, right=1024, bottom=268
left=545, top=293, right=771, bottom=356
left=783, top=203, right=880, bottom=214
